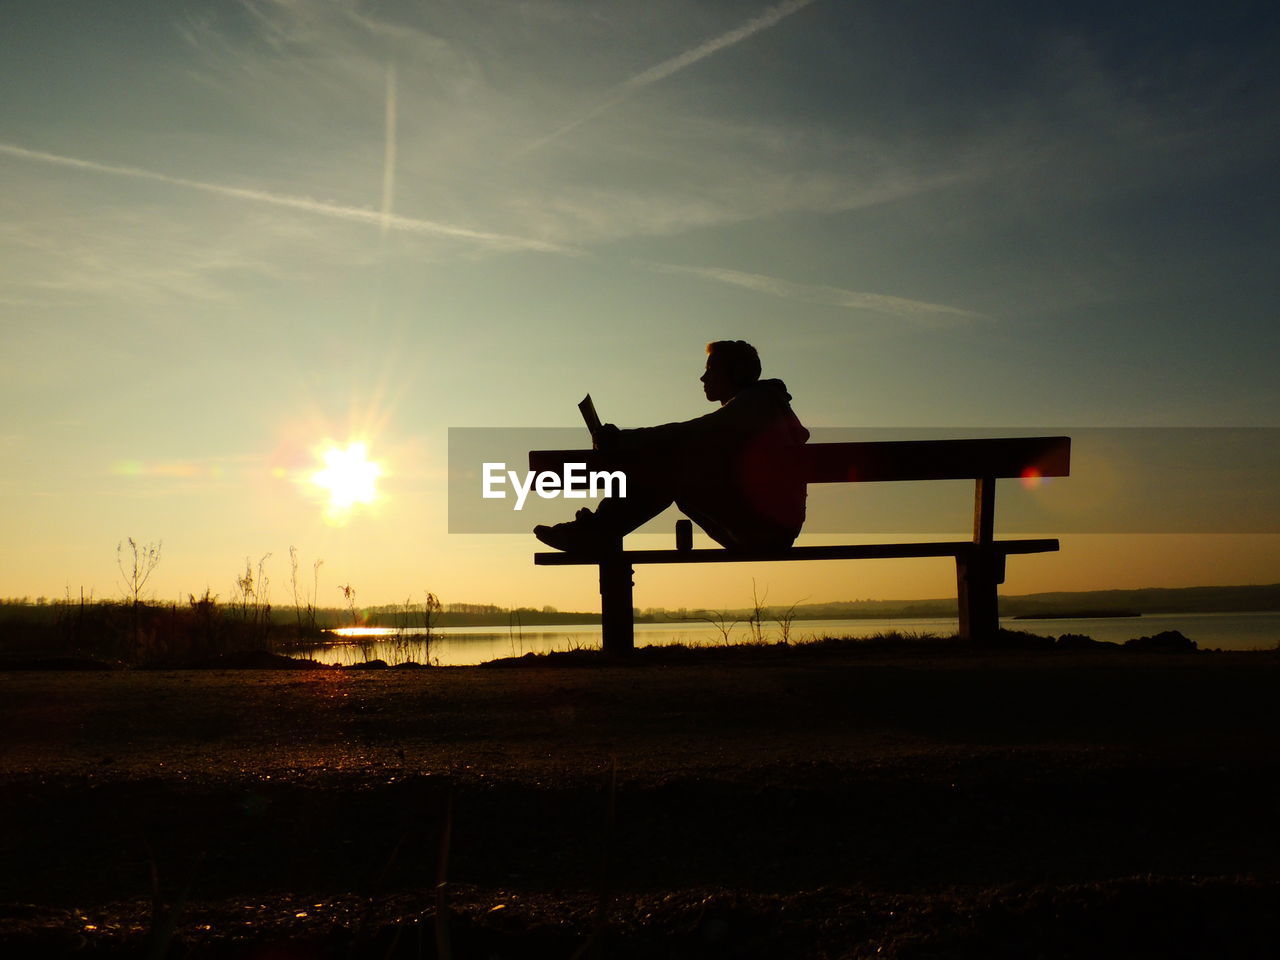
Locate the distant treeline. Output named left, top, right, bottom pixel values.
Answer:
left=991, top=583, right=1280, bottom=618
left=0, top=598, right=602, bottom=631
left=2, top=583, right=1277, bottom=642
left=634, top=583, right=1280, bottom=622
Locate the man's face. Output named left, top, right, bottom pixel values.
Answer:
left=700, top=355, right=735, bottom=402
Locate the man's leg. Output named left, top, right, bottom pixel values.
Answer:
left=534, top=458, right=799, bottom=552
left=591, top=484, right=674, bottom=537
left=676, top=486, right=800, bottom=551
left=534, top=472, right=675, bottom=551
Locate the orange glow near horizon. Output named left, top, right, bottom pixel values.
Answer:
left=309, top=440, right=383, bottom=525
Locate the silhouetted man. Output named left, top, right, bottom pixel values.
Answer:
left=534, top=341, right=809, bottom=552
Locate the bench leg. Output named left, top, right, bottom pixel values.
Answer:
left=598, top=549, right=635, bottom=655
left=956, top=550, right=1000, bottom=641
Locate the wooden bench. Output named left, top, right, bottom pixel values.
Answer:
left=530, top=436, right=1071, bottom=653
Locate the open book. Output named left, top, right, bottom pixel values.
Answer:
left=578, top=394, right=602, bottom=442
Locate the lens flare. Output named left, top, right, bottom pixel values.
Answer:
left=310, top=441, right=382, bottom=523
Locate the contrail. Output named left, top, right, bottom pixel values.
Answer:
left=624, top=0, right=816, bottom=90
left=642, top=261, right=986, bottom=326
left=2, top=138, right=977, bottom=324
left=379, top=60, right=398, bottom=239
left=0, top=141, right=574, bottom=255
left=520, top=0, right=817, bottom=153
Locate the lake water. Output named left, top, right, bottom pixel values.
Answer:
left=287, top=610, right=1280, bottom=667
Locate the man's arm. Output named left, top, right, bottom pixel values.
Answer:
left=606, top=383, right=797, bottom=455
left=592, top=423, right=621, bottom=452
left=614, top=401, right=748, bottom=454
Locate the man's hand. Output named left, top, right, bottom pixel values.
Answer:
left=593, top=423, right=621, bottom=452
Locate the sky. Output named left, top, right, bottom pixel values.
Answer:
left=2, top=0, right=1278, bottom=613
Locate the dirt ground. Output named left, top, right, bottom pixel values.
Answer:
left=2, top=642, right=1279, bottom=957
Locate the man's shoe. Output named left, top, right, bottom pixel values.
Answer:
left=533, top=509, right=605, bottom=553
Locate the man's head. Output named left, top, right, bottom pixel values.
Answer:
left=701, top=340, right=761, bottom=402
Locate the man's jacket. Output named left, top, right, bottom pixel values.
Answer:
left=616, top=379, right=810, bottom=540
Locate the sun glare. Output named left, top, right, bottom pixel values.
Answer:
left=310, top=441, right=382, bottom=522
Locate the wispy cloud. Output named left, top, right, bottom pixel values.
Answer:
left=520, top=0, right=817, bottom=153
left=0, top=202, right=297, bottom=311
left=0, top=295, right=84, bottom=308
left=515, top=160, right=968, bottom=246
left=1, top=1, right=990, bottom=321
left=642, top=261, right=985, bottom=326
left=2, top=137, right=977, bottom=323
left=379, top=60, right=398, bottom=239
left=0, top=142, right=575, bottom=255
left=168, top=1, right=960, bottom=250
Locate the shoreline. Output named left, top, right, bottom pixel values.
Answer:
left=0, top=622, right=1256, bottom=673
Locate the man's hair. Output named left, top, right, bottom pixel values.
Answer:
left=706, top=340, right=761, bottom=386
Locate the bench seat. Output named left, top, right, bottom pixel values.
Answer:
left=535, top=538, right=1059, bottom=566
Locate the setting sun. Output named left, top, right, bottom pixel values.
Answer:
left=310, top=441, right=382, bottom=522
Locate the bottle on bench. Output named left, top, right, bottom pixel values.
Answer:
left=676, top=518, right=693, bottom=552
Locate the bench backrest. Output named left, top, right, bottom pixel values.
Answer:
left=530, top=436, right=1071, bottom=483
left=802, top=437, right=1070, bottom=483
